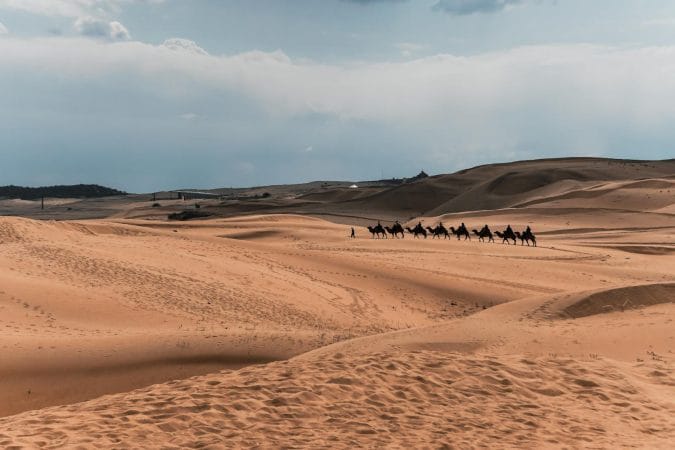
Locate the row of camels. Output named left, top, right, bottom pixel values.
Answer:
left=366, top=222, right=537, bottom=246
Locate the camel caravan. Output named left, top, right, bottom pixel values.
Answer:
left=367, top=221, right=537, bottom=246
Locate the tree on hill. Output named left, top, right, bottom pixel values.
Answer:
left=0, top=184, right=127, bottom=200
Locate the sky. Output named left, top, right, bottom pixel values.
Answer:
left=1, top=0, right=675, bottom=192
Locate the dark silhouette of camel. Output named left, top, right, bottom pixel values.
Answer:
left=524, top=226, right=537, bottom=247
left=435, top=223, right=450, bottom=239
left=495, top=227, right=517, bottom=245
left=367, top=224, right=387, bottom=239
left=426, top=224, right=450, bottom=239
left=472, top=228, right=494, bottom=243
left=385, top=225, right=404, bottom=239
left=390, top=222, right=405, bottom=238
left=515, top=230, right=537, bottom=246
left=450, top=225, right=471, bottom=241
left=406, top=225, right=427, bottom=238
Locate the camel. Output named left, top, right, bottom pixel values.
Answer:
left=390, top=222, right=405, bottom=238
left=450, top=225, right=471, bottom=241
left=515, top=230, right=537, bottom=247
left=426, top=224, right=450, bottom=239
left=435, top=223, right=450, bottom=239
left=472, top=228, right=494, bottom=243
left=367, top=224, right=387, bottom=239
left=526, top=229, right=537, bottom=247
left=385, top=226, right=404, bottom=239
left=406, top=225, right=427, bottom=239
left=495, top=228, right=517, bottom=245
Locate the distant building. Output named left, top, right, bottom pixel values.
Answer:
left=406, top=170, right=429, bottom=183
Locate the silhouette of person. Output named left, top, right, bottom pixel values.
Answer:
left=525, top=225, right=532, bottom=235
left=506, top=224, right=513, bottom=235
left=350, top=227, right=355, bottom=238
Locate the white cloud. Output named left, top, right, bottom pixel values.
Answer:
left=74, top=17, right=130, bottom=40
left=0, top=21, right=8, bottom=35
left=2, top=37, right=675, bottom=157
left=179, top=112, right=198, bottom=120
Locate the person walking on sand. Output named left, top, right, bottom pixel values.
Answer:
left=350, top=227, right=356, bottom=239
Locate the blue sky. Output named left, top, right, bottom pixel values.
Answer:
left=1, top=0, right=675, bottom=192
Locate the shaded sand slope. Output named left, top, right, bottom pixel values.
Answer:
left=0, top=284, right=672, bottom=448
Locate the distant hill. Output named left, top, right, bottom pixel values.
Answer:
left=335, top=157, right=675, bottom=217
left=0, top=184, right=127, bottom=200
left=193, top=157, right=675, bottom=221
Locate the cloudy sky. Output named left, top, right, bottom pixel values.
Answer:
left=1, top=0, right=675, bottom=192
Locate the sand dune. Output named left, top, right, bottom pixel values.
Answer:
left=562, top=283, right=675, bottom=318
left=0, top=160, right=673, bottom=447
left=0, top=287, right=673, bottom=448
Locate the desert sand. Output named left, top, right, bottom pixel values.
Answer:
left=0, top=159, right=673, bottom=448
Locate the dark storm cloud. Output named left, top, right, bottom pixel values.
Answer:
left=433, top=0, right=521, bottom=15
left=340, top=0, right=407, bottom=4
